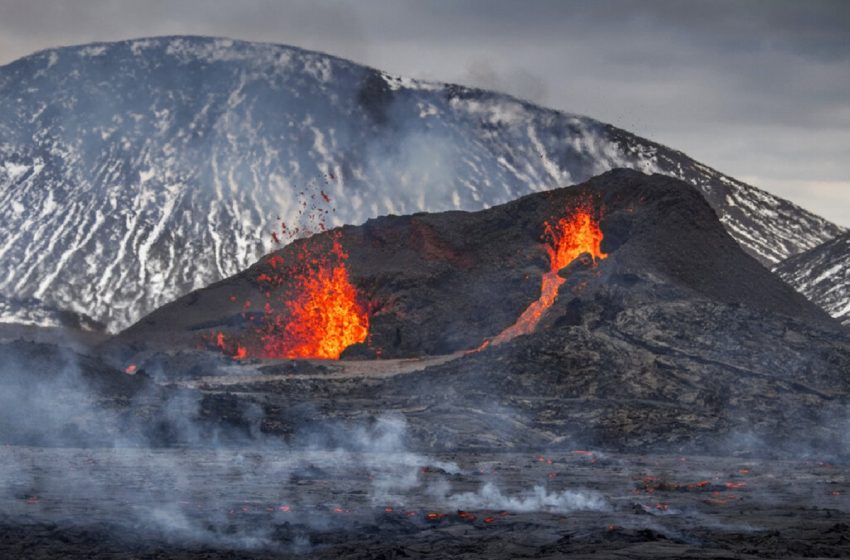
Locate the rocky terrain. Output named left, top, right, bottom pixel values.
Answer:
left=2, top=448, right=849, bottom=559
left=0, top=36, right=843, bottom=331
left=102, top=169, right=850, bottom=454
left=775, top=231, right=850, bottom=327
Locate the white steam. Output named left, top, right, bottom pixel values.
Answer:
left=445, top=482, right=608, bottom=514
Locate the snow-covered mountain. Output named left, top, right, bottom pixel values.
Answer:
left=774, top=232, right=850, bottom=326
left=0, top=36, right=843, bottom=331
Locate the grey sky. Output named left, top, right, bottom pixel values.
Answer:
left=1, top=0, right=848, bottom=226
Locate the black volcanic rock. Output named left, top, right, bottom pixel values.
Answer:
left=774, top=231, right=850, bottom=326
left=383, top=299, right=850, bottom=454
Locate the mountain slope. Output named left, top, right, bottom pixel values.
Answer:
left=775, top=231, right=850, bottom=326
left=0, top=36, right=842, bottom=331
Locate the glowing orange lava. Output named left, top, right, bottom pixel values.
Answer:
left=210, top=331, right=248, bottom=361
left=485, top=201, right=606, bottom=347
left=208, top=188, right=368, bottom=361
left=261, top=236, right=369, bottom=359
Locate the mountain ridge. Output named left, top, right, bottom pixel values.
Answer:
left=0, top=35, right=842, bottom=331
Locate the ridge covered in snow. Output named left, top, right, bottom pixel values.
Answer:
left=774, top=232, right=850, bottom=326
left=0, top=36, right=843, bottom=331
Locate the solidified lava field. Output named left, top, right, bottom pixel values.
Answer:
left=1, top=447, right=849, bottom=559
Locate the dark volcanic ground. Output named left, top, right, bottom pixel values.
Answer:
left=1, top=447, right=849, bottom=559
left=1, top=169, right=850, bottom=558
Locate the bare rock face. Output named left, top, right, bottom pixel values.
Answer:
left=102, top=169, right=850, bottom=455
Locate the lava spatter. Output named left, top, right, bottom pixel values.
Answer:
left=260, top=234, right=369, bottom=360
left=209, top=183, right=369, bottom=361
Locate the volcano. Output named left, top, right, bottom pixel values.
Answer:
left=0, top=36, right=843, bottom=332
left=3, top=169, right=850, bottom=559
left=108, top=169, right=850, bottom=453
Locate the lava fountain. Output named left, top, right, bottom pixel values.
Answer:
left=211, top=233, right=368, bottom=361
left=260, top=235, right=369, bottom=359
left=485, top=201, right=606, bottom=347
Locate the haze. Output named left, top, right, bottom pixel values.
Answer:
left=1, top=0, right=847, bottom=226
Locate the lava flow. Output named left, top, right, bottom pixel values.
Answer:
left=485, top=200, right=606, bottom=347
left=259, top=234, right=369, bottom=360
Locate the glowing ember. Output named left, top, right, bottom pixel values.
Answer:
left=457, top=510, right=476, bottom=522
left=484, top=200, right=606, bottom=347
left=261, top=236, right=369, bottom=360
left=124, top=364, right=137, bottom=375
left=210, top=331, right=248, bottom=361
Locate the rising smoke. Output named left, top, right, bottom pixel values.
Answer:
left=0, top=340, right=608, bottom=550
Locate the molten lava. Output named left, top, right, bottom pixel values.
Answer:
left=210, top=331, right=248, bottom=361
left=485, top=201, right=606, bottom=346
left=261, top=236, right=369, bottom=360
left=208, top=188, right=368, bottom=361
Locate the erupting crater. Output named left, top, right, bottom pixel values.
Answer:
left=260, top=235, right=369, bottom=359
left=213, top=233, right=369, bottom=360
left=484, top=200, right=606, bottom=347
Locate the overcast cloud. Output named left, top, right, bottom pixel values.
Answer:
left=1, top=0, right=848, bottom=226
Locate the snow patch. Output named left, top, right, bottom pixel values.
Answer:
left=3, top=162, right=29, bottom=181
left=78, top=45, right=107, bottom=57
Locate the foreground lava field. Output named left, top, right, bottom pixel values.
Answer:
left=1, top=447, right=849, bottom=559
